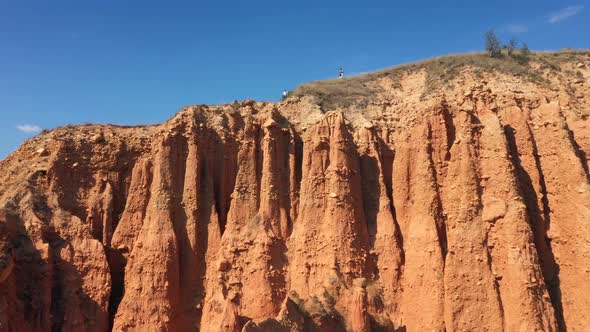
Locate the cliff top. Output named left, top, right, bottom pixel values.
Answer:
left=292, top=49, right=589, bottom=108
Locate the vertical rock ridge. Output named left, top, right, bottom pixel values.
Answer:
left=565, top=125, right=590, bottom=182
left=113, top=135, right=183, bottom=331
left=568, top=119, right=590, bottom=179
left=108, top=158, right=153, bottom=328
left=259, top=115, right=295, bottom=239
left=288, top=129, right=304, bottom=226
left=529, top=101, right=590, bottom=331
left=289, top=112, right=370, bottom=302
left=429, top=103, right=455, bottom=183
left=111, top=158, right=153, bottom=255
left=201, top=115, right=292, bottom=330
left=43, top=183, right=112, bottom=332
left=193, top=137, right=224, bottom=330
left=0, top=211, right=20, bottom=331
left=0, top=208, right=51, bottom=332
left=393, top=119, right=446, bottom=331
left=86, top=179, right=115, bottom=246
left=212, top=130, right=240, bottom=235
left=175, top=134, right=203, bottom=330
left=356, top=126, right=403, bottom=325
left=53, top=236, right=111, bottom=332
left=426, top=105, right=454, bottom=258
left=441, top=111, right=504, bottom=331
left=478, top=111, right=557, bottom=331
left=500, top=105, right=565, bottom=330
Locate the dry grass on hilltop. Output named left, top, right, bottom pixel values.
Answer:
left=292, top=49, right=590, bottom=110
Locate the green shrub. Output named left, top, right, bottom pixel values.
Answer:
left=507, top=38, right=518, bottom=56
left=485, top=30, right=502, bottom=57
left=521, top=43, right=531, bottom=59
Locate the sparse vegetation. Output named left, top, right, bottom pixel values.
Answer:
left=291, top=50, right=590, bottom=109
left=520, top=43, right=531, bottom=62
left=507, top=38, right=518, bottom=56
left=291, top=77, right=380, bottom=110
left=485, top=30, right=502, bottom=57
left=483, top=31, right=534, bottom=65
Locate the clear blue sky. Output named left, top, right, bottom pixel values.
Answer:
left=1, top=1, right=588, bottom=158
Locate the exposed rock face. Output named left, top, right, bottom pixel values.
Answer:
left=1, top=52, right=590, bottom=331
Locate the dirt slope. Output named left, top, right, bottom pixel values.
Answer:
left=1, top=51, right=590, bottom=331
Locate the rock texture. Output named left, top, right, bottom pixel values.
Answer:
left=1, top=52, right=590, bottom=331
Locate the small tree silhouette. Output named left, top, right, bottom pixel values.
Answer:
left=521, top=43, right=531, bottom=58
left=515, top=43, right=532, bottom=63
left=507, top=38, right=518, bottom=56
left=485, top=30, right=502, bottom=57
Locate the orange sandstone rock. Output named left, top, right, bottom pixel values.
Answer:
left=1, top=53, right=589, bottom=331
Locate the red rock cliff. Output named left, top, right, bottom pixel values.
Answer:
left=1, top=52, right=590, bottom=331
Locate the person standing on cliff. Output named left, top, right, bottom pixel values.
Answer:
left=338, top=68, right=344, bottom=79
left=282, top=89, right=288, bottom=99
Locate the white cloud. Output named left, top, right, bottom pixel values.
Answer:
left=505, top=24, right=529, bottom=34
left=549, top=5, right=584, bottom=23
left=16, top=124, right=42, bottom=134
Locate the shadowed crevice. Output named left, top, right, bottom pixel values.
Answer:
left=504, top=124, right=566, bottom=331
left=566, top=126, right=590, bottom=183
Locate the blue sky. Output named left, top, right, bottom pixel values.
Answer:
left=1, top=0, right=588, bottom=158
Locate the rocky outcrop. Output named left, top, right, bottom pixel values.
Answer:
left=1, top=52, right=590, bottom=331
left=527, top=102, right=590, bottom=331
left=393, top=109, right=448, bottom=331
left=289, top=112, right=370, bottom=298
left=242, top=295, right=306, bottom=332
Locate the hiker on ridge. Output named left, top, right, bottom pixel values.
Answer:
left=338, top=68, right=344, bottom=79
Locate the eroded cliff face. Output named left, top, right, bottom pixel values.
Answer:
left=1, top=52, right=590, bottom=331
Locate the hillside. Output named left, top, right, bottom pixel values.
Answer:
left=1, top=51, right=590, bottom=331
